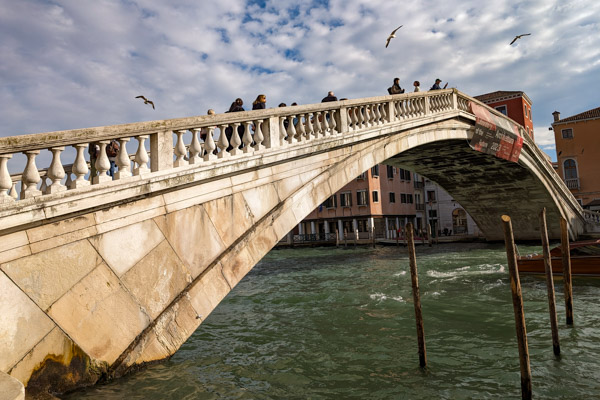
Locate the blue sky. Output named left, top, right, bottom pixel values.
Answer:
left=1, top=0, right=599, bottom=161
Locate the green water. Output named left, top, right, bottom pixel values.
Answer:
left=65, top=243, right=600, bottom=399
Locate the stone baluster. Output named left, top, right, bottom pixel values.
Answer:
left=296, top=114, right=307, bottom=141
left=350, top=108, right=359, bottom=130
left=217, top=124, right=230, bottom=158
left=279, top=117, right=287, bottom=145
left=40, top=176, right=48, bottom=193
left=314, top=112, right=323, bottom=137
left=93, top=141, right=112, bottom=184
left=357, top=107, right=365, bottom=129
left=229, top=123, right=242, bottom=156
left=114, top=138, right=132, bottom=179
left=133, top=135, right=150, bottom=176
left=174, top=130, right=189, bottom=167
left=366, top=105, right=374, bottom=126
left=202, top=127, right=217, bottom=161
left=253, top=120, right=264, bottom=151
left=65, top=172, right=72, bottom=188
left=324, top=111, right=333, bottom=135
left=286, top=116, right=296, bottom=144
left=188, top=128, right=202, bottom=164
left=0, top=154, right=14, bottom=203
left=70, top=144, right=90, bottom=189
left=22, top=150, right=42, bottom=198
left=242, top=122, right=254, bottom=154
left=10, top=181, right=18, bottom=200
left=46, top=147, right=66, bottom=194
left=374, top=105, right=382, bottom=125
left=305, top=113, right=315, bottom=138
left=329, top=110, right=337, bottom=133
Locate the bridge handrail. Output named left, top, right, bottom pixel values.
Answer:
left=0, top=89, right=461, bottom=203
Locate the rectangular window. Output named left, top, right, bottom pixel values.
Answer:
left=387, top=165, right=394, bottom=179
left=389, top=192, right=396, bottom=203
left=356, top=172, right=366, bottom=180
left=324, top=195, right=337, bottom=208
left=407, top=194, right=413, bottom=203
left=524, top=105, right=527, bottom=118
left=428, top=209, right=437, bottom=218
left=357, top=190, right=368, bottom=206
left=427, top=190, right=436, bottom=202
left=415, top=193, right=422, bottom=204
left=562, top=128, right=573, bottom=139
left=340, top=192, right=352, bottom=207
left=372, top=190, right=379, bottom=203
left=495, top=105, right=507, bottom=115
left=400, top=193, right=407, bottom=203
left=371, top=165, right=379, bottom=178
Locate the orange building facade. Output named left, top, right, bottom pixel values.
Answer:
left=300, top=165, right=420, bottom=238
left=474, top=91, right=534, bottom=140
left=552, top=107, right=600, bottom=210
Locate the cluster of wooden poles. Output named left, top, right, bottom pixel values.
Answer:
left=404, top=208, right=574, bottom=400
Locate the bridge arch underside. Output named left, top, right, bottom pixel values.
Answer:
left=384, top=139, right=563, bottom=241
left=0, top=118, right=571, bottom=396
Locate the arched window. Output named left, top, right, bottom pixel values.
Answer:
left=563, top=159, right=578, bottom=180
left=452, top=208, right=468, bottom=234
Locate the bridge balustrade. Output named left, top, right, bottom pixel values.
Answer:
left=0, top=89, right=498, bottom=206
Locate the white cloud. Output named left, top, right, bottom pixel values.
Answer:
left=0, top=0, right=598, bottom=145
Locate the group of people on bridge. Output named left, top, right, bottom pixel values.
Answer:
left=387, top=77, right=448, bottom=95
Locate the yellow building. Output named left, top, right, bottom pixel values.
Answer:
left=552, top=107, right=600, bottom=210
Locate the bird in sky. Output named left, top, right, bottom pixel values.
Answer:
left=385, top=25, right=403, bottom=48
left=135, top=95, right=155, bottom=109
left=509, top=33, right=531, bottom=45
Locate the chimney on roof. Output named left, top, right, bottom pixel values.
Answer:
left=552, top=111, right=560, bottom=122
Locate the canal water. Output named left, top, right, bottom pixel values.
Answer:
left=65, top=243, right=600, bottom=399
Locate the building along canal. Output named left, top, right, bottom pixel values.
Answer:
left=65, top=243, right=600, bottom=399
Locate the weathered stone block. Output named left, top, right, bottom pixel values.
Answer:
left=48, top=263, right=151, bottom=364
left=187, top=264, right=231, bottom=322
left=240, top=184, right=280, bottom=223
left=202, top=193, right=254, bottom=247
left=1, top=239, right=101, bottom=310
left=121, top=240, right=191, bottom=320
left=26, top=214, right=96, bottom=244
left=154, top=205, right=226, bottom=279
left=8, top=327, right=104, bottom=394
left=0, top=273, right=55, bottom=372
left=90, top=219, right=165, bottom=277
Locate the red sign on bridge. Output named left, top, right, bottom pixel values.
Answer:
left=468, top=101, right=523, bottom=163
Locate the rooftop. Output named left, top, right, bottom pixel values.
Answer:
left=474, top=90, right=532, bottom=105
left=555, top=107, right=600, bottom=124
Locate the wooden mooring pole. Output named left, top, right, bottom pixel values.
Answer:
left=501, top=215, right=532, bottom=400
left=335, top=229, right=339, bottom=248
left=372, top=226, right=376, bottom=248
left=427, top=224, right=433, bottom=247
left=540, top=208, right=560, bottom=356
left=560, top=217, right=574, bottom=325
left=406, top=222, right=427, bottom=368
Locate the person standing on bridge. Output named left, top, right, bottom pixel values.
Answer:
left=252, top=94, right=267, bottom=110
left=413, top=81, right=421, bottom=92
left=321, top=91, right=338, bottom=102
left=430, top=78, right=448, bottom=90
left=387, top=78, right=405, bottom=95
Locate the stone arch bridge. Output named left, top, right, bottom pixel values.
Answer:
left=1, top=89, right=598, bottom=396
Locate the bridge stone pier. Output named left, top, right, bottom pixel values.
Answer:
left=1, top=89, right=598, bottom=396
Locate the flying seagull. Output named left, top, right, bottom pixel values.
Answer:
left=385, top=25, right=403, bottom=48
left=509, top=33, right=531, bottom=45
left=135, top=95, right=155, bottom=109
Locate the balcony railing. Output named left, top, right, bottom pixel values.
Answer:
left=565, top=178, right=580, bottom=190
